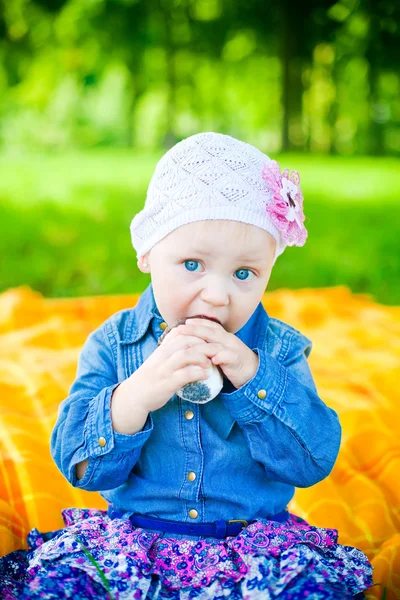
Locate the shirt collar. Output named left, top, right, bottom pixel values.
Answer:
left=120, top=282, right=163, bottom=344
left=234, top=300, right=270, bottom=350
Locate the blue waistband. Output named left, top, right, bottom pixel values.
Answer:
left=107, top=506, right=290, bottom=539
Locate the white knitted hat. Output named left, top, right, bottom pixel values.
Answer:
left=130, top=132, right=307, bottom=265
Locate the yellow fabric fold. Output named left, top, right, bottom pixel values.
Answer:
left=1, top=285, right=399, bottom=599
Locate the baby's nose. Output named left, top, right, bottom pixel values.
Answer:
left=200, top=285, right=229, bottom=307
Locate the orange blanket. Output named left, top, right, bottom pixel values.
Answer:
left=0, top=285, right=399, bottom=599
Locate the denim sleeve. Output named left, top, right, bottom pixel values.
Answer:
left=50, top=321, right=153, bottom=491
left=220, top=334, right=341, bottom=488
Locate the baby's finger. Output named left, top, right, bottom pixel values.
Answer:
left=168, top=346, right=213, bottom=371
left=160, top=326, right=201, bottom=348
left=158, top=325, right=181, bottom=346
left=210, top=348, right=237, bottom=367
left=177, top=322, right=226, bottom=345
left=173, top=364, right=210, bottom=389
left=164, top=334, right=207, bottom=355
left=196, top=342, right=224, bottom=358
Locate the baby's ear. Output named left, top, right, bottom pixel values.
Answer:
left=137, top=256, right=150, bottom=273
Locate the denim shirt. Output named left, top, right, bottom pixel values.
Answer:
left=51, top=282, right=341, bottom=524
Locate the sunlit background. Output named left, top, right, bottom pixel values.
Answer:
left=0, top=0, right=399, bottom=303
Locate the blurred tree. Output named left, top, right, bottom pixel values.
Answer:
left=278, top=0, right=345, bottom=151
left=89, top=0, right=150, bottom=145
left=0, top=0, right=399, bottom=154
left=364, top=0, right=400, bottom=154
left=32, top=0, right=68, bottom=11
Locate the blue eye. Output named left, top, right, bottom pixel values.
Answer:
left=184, top=260, right=202, bottom=272
left=235, top=269, right=254, bottom=281
left=184, top=260, right=255, bottom=281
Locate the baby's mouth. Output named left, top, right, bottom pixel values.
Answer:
left=190, top=314, right=222, bottom=325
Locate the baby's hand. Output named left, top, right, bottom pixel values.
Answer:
left=179, top=318, right=259, bottom=390
left=136, top=325, right=216, bottom=412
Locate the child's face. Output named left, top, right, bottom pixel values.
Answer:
left=139, top=220, right=276, bottom=334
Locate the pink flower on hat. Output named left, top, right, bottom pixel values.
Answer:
left=261, top=160, right=308, bottom=247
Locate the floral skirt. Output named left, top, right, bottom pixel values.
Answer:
left=0, top=507, right=373, bottom=599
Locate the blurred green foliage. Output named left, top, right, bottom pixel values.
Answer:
left=0, top=1, right=399, bottom=303
left=0, top=0, right=399, bottom=154
left=1, top=150, right=399, bottom=304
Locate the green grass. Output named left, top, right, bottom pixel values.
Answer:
left=73, top=534, right=116, bottom=600
left=0, top=149, right=399, bottom=305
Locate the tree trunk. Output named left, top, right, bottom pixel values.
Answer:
left=163, top=5, right=178, bottom=148
left=368, top=63, right=385, bottom=155
left=280, top=1, right=304, bottom=152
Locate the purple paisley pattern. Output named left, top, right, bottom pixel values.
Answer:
left=0, top=508, right=373, bottom=599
